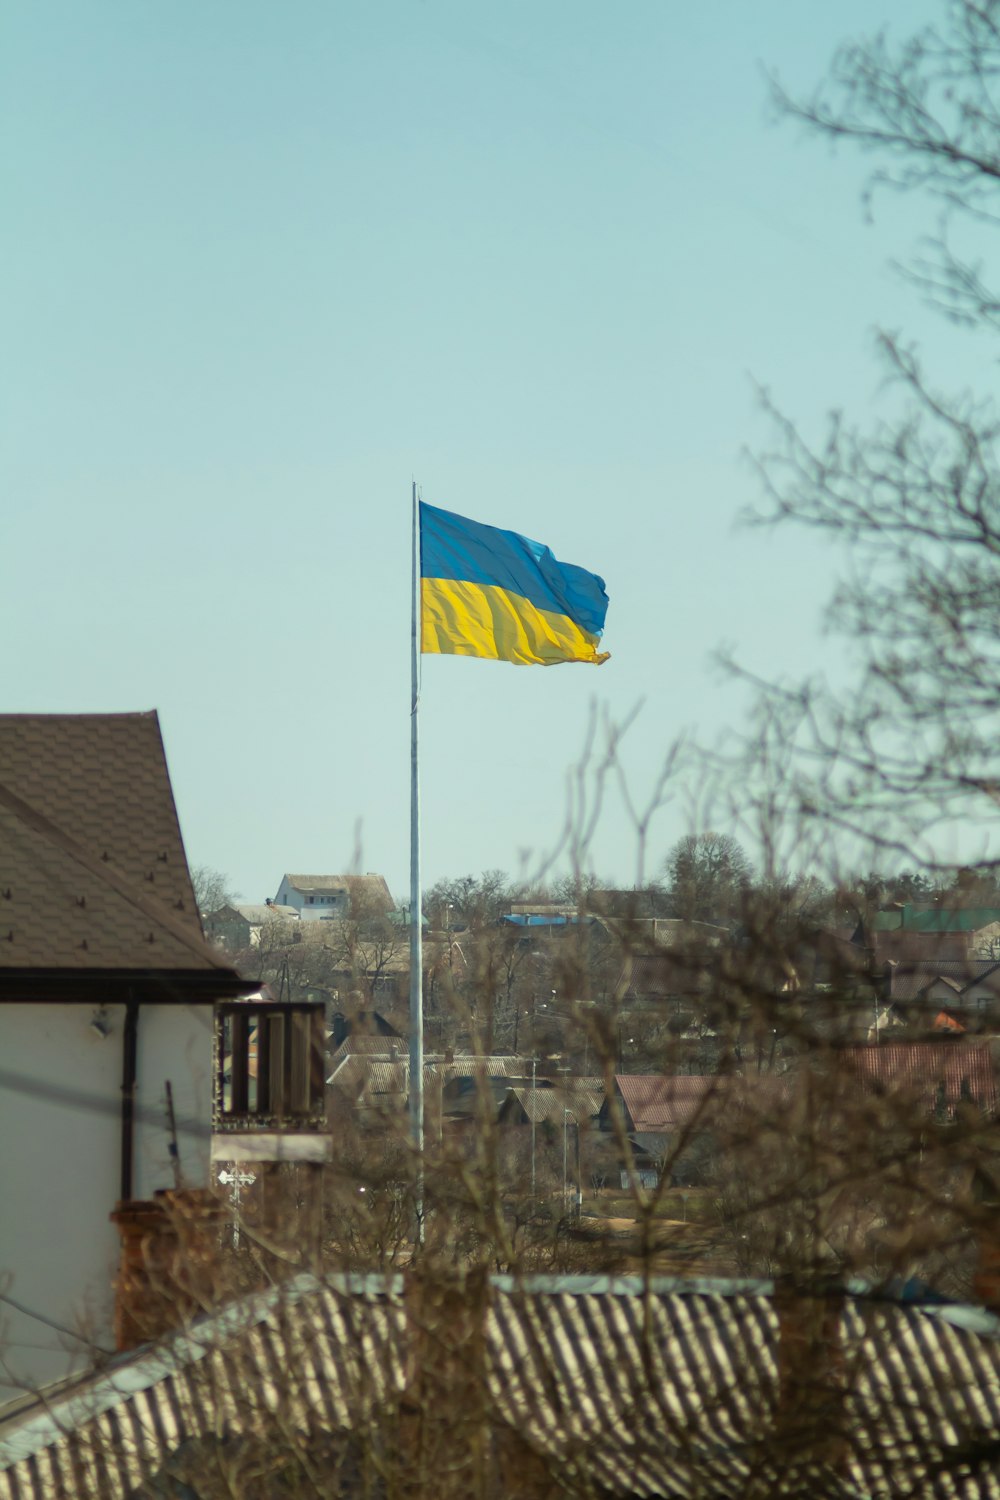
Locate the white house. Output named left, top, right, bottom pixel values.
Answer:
left=273, top=873, right=394, bottom=922
left=0, top=713, right=256, bottom=1406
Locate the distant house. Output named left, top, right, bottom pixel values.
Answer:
left=886, top=958, right=1000, bottom=1014
left=327, top=1046, right=530, bottom=1130
left=203, top=901, right=298, bottom=951
left=614, top=951, right=713, bottom=1007
left=273, top=873, right=395, bottom=922
left=497, top=1085, right=598, bottom=1128
left=864, top=906, right=1000, bottom=961
left=599, top=1073, right=786, bottom=1187
left=328, top=1008, right=403, bottom=1053
left=601, top=1074, right=738, bottom=1134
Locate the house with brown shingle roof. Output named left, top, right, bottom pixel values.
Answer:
left=0, top=712, right=257, bottom=1407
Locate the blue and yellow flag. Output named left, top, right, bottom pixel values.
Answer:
left=420, top=503, right=610, bottom=666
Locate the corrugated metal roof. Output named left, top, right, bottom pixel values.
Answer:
left=361, top=1061, right=409, bottom=1096
left=434, top=1055, right=522, bottom=1078
left=329, top=1045, right=523, bottom=1072
left=504, top=1088, right=590, bottom=1126
left=903, top=907, right=1000, bottom=933
left=4, top=1273, right=1000, bottom=1498
left=329, top=1034, right=408, bottom=1061
left=326, top=1056, right=410, bottom=1099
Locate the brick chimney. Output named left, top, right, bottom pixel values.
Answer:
left=110, top=1189, right=227, bottom=1351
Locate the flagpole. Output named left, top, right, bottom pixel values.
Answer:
left=409, top=480, right=424, bottom=1240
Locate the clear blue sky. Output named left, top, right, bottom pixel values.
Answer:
left=3, top=0, right=974, bottom=903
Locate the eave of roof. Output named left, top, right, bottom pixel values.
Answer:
left=0, top=967, right=260, bottom=1004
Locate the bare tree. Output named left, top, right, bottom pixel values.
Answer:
left=661, top=831, right=753, bottom=923
left=747, top=0, right=1000, bottom=877
left=190, top=864, right=240, bottom=914
left=19, top=14, right=1000, bottom=1492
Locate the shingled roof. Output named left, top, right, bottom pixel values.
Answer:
left=4, top=1272, right=1000, bottom=1498
left=888, top=958, right=1000, bottom=1003
left=0, top=713, right=249, bottom=1001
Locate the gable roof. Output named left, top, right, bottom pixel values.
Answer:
left=888, top=959, right=1000, bottom=1002
left=500, top=1086, right=599, bottom=1125
left=0, top=713, right=248, bottom=1000
left=234, top=904, right=298, bottom=923
left=612, top=1073, right=731, bottom=1131
left=4, top=1271, right=1000, bottom=1499
left=610, top=1073, right=789, bottom=1133
left=280, top=874, right=394, bottom=906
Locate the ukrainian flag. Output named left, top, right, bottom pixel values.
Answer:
left=420, top=503, right=610, bottom=666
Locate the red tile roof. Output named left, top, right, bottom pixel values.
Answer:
left=837, top=1042, right=997, bottom=1116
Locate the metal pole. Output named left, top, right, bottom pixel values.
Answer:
left=562, top=1109, right=569, bottom=1213
left=530, top=1056, right=537, bottom=1199
left=120, top=996, right=139, bottom=1201
left=164, top=1080, right=182, bottom=1189
left=409, top=482, right=424, bottom=1241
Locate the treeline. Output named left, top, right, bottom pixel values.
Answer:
left=426, top=835, right=1000, bottom=934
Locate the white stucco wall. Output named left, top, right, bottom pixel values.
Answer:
left=134, top=1004, right=213, bottom=1198
left=0, top=1001, right=213, bottom=1406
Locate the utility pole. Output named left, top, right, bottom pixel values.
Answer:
left=530, top=1055, right=537, bottom=1199
left=218, top=1165, right=257, bottom=1249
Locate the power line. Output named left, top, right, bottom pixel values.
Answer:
left=0, top=1068, right=210, bottom=1139
left=0, top=1291, right=114, bottom=1355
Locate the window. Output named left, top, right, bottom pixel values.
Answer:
left=217, top=1005, right=325, bottom=1122
left=308, top=896, right=315, bottom=905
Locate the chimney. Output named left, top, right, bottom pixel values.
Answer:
left=768, top=1285, right=849, bottom=1482
left=110, top=1189, right=226, bottom=1351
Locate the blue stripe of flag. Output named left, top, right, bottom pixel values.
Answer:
left=419, top=503, right=608, bottom=639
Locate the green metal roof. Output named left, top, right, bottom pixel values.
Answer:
left=871, top=905, right=1000, bottom=933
